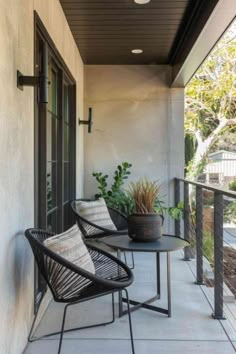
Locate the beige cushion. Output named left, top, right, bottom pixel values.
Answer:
left=44, top=224, right=95, bottom=274
left=76, top=198, right=117, bottom=234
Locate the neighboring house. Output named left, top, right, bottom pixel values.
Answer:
left=198, top=150, right=236, bottom=186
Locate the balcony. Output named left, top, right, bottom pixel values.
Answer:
left=1, top=1, right=236, bottom=354
left=24, top=179, right=236, bottom=354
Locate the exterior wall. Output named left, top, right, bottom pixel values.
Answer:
left=0, top=1, right=84, bottom=353
left=84, top=65, right=184, bottom=232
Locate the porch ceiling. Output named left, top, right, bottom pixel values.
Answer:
left=59, top=0, right=219, bottom=65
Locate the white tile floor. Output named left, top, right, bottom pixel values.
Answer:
left=24, top=251, right=236, bottom=354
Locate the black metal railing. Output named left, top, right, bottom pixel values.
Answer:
left=174, top=178, right=236, bottom=320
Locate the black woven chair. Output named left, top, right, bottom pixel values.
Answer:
left=25, top=228, right=135, bottom=354
left=71, top=199, right=134, bottom=268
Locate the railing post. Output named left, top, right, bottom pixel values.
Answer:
left=196, top=186, right=204, bottom=284
left=213, top=192, right=225, bottom=319
left=174, top=178, right=181, bottom=237
left=184, top=182, right=191, bottom=260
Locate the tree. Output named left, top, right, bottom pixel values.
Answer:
left=185, top=21, right=236, bottom=180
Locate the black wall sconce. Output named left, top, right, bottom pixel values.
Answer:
left=79, top=107, right=93, bottom=133
left=17, top=42, right=49, bottom=103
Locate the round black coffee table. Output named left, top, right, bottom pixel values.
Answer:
left=102, top=234, right=189, bottom=317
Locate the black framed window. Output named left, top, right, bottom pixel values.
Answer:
left=34, top=18, right=76, bottom=306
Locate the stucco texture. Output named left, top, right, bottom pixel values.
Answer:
left=0, top=1, right=84, bottom=353
left=84, top=65, right=184, bottom=232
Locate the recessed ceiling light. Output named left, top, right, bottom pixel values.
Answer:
left=134, top=0, right=151, bottom=4
left=131, top=49, right=143, bottom=54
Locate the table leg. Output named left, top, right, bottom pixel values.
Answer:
left=167, top=252, right=171, bottom=317
left=119, top=250, right=170, bottom=318
left=117, top=249, right=123, bottom=318
left=156, top=252, right=161, bottom=298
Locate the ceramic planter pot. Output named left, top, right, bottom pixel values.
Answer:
left=128, top=213, right=164, bottom=242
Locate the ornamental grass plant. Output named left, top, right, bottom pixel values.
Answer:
left=128, top=179, right=160, bottom=214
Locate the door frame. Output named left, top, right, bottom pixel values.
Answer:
left=33, top=11, right=76, bottom=310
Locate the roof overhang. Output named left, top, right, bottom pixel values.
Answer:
left=171, top=0, right=236, bottom=87
left=59, top=0, right=235, bottom=87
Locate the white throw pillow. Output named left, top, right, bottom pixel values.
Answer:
left=76, top=198, right=117, bottom=234
left=44, top=224, right=95, bottom=274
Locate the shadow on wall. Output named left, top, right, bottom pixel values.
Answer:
left=5, top=232, right=34, bottom=351
left=12, top=231, right=32, bottom=295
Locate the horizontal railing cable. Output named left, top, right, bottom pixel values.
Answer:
left=174, top=178, right=236, bottom=322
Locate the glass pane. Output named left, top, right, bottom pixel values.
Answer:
left=64, top=85, right=69, bottom=123
left=47, top=162, right=57, bottom=211
left=52, top=117, right=57, bottom=161
left=52, top=69, right=57, bottom=115
left=48, top=63, right=52, bottom=112
left=63, top=202, right=69, bottom=231
left=47, top=211, right=57, bottom=233
left=63, top=124, right=69, bottom=161
left=64, top=162, right=69, bottom=202
left=47, top=114, right=57, bottom=162
left=48, top=62, right=57, bottom=115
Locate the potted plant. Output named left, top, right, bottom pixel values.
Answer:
left=92, top=162, right=134, bottom=215
left=127, top=179, right=164, bottom=242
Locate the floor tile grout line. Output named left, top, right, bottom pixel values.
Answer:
left=39, top=338, right=232, bottom=342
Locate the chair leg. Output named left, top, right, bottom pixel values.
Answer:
left=28, top=293, right=115, bottom=346
left=124, top=251, right=128, bottom=264
left=58, top=293, right=115, bottom=354
left=58, top=303, right=70, bottom=354
left=131, top=252, right=135, bottom=269
left=28, top=303, right=41, bottom=342
left=123, top=289, right=135, bottom=354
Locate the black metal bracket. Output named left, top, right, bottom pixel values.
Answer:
left=79, top=107, right=93, bottom=133
left=17, top=71, right=40, bottom=91
left=17, top=70, right=49, bottom=104
left=17, top=42, right=49, bottom=103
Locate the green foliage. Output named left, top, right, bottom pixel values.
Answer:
left=185, top=155, right=208, bottom=179
left=185, top=134, right=196, bottom=173
left=155, top=201, right=184, bottom=220
left=224, top=201, right=236, bottom=223
left=203, top=231, right=214, bottom=265
left=229, top=180, right=236, bottom=191
left=111, top=162, right=132, bottom=193
left=92, top=162, right=133, bottom=215
left=92, top=172, right=109, bottom=198
left=185, top=22, right=236, bottom=178
left=104, top=191, right=134, bottom=216
left=168, top=201, right=184, bottom=220
left=93, top=163, right=184, bottom=220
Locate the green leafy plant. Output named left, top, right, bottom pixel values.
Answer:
left=93, top=164, right=184, bottom=221
left=203, top=231, right=214, bottom=265
left=154, top=200, right=184, bottom=220
left=92, top=172, right=109, bottom=198
left=224, top=201, right=236, bottom=223
left=92, top=162, right=133, bottom=215
left=167, top=201, right=184, bottom=220
left=229, top=180, right=236, bottom=191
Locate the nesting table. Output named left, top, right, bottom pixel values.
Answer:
left=103, top=234, right=189, bottom=318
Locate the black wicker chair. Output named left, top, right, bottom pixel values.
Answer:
left=71, top=199, right=134, bottom=268
left=25, top=228, right=135, bottom=354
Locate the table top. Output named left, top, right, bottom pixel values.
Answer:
left=102, top=234, right=189, bottom=253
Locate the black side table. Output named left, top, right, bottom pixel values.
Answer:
left=102, top=234, right=189, bottom=318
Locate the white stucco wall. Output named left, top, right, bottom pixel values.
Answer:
left=84, top=65, right=184, bottom=231
left=0, top=1, right=84, bottom=353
